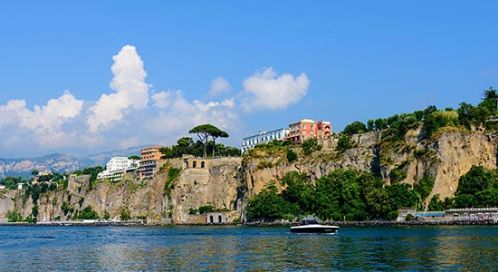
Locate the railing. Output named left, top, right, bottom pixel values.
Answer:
left=446, top=207, right=498, bottom=213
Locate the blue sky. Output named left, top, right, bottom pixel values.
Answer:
left=0, top=1, right=497, bottom=157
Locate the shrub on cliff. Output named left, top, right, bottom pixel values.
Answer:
left=78, top=206, right=99, bottom=220
left=414, top=175, right=435, bottom=201
left=7, top=210, right=22, bottom=222
left=444, top=165, right=498, bottom=208
left=343, top=121, right=368, bottom=136
left=335, top=134, right=354, bottom=153
left=301, top=138, right=322, bottom=155
left=286, top=149, right=297, bottom=162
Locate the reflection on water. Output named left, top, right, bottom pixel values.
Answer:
left=0, top=225, right=497, bottom=271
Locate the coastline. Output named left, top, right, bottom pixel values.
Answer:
left=2, top=220, right=498, bottom=227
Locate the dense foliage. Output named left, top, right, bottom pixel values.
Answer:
left=161, top=137, right=241, bottom=159
left=447, top=166, right=498, bottom=208
left=77, top=206, right=99, bottom=220
left=301, top=139, right=322, bottom=155
left=74, top=166, right=104, bottom=183
left=189, top=124, right=230, bottom=157
left=343, top=121, right=368, bottom=136
left=344, top=87, right=498, bottom=139
left=246, top=169, right=422, bottom=222
left=0, top=176, right=26, bottom=190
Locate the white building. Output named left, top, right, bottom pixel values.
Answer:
left=97, top=157, right=140, bottom=182
left=241, top=128, right=290, bottom=153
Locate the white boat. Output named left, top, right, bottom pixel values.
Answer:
left=290, top=217, right=339, bottom=234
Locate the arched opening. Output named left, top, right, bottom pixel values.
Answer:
left=184, top=161, right=189, bottom=168
left=201, top=161, right=205, bottom=168
left=209, top=215, right=214, bottom=224
left=193, top=161, right=197, bottom=168
left=218, top=215, right=222, bottom=223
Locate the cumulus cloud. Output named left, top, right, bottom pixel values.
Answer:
left=0, top=46, right=311, bottom=157
left=0, top=91, right=84, bottom=152
left=0, top=91, right=83, bottom=131
left=209, top=76, right=231, bottom=96
left=242, top=67, right=309, bottom=111
left=149, top=90, right=237, bottom=133
left=87, top=45, right=149, bottom=132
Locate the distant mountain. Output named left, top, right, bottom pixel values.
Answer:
left=0, top=145, right=152, bottom=178
left=81, top=145, right=148, bottom=166
left=0, top=153, right=81, bottom=178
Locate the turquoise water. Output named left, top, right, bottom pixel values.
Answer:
left=0, top=225, right=497, bottom=271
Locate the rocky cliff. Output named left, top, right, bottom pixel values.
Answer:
left=1, top=129, right=496, bottom=224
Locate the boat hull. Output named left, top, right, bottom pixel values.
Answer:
left=290, top=225, right=339, bottom=234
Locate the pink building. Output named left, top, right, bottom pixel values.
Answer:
left=287, top=119, right=332, bottom=144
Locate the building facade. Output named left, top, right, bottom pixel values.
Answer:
left=97, top=157, right=140, bottom=182
left=241, top=128, right=290, bottom=153
left=287, top=119, right=332, bottom=144
left=138, top=146, right=163, bottom=179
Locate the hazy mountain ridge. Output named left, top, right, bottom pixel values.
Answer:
left=0, top=145, right=148, bottom=178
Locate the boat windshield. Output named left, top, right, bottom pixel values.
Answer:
left=302, top=218, right=319, bottom=225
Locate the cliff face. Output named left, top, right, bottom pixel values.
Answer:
left=238, top=129, right=498, bottom=208
left=0, top=130, right=496, bottom=224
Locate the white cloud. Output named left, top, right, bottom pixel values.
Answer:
left=0, top=91, right=84, bottom=152
left=87, top=45, right=149, bottom=132
left=146, top=90, right=239, bottom=141
left=0, top=46, right=311, bottom=157
left=242, top=67, right=309, bottom=111
left=0, top=91, right=83, bottom=132
left=209, top=76, right=231, bottom=96
left=151, top=90, right=179, bottom=109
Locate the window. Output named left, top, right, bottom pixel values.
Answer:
left=193, top=161, right=197, bottom=168
left=201, top=161, right=205, bottom=168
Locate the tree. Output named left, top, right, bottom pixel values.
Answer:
left=128, top=155, right=140, bottom=160
left=189, top=124, right=225, bottom=158
left=301, top=138, right=321, bottom=155
left=456, top=166, right=495, bottom=195
left=343, top=121, right=367, bottom=136
left=428, top=195, right=445, bottom=211
left=286, top=149, right=297, bottom=162
left=211, top=129, right=229, bottom=157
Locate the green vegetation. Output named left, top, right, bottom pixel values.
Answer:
left=73, top=166, right=104, bottom=184
left=286, top=149, right=298, bottom=162
left=78, top=206, right=99, bottom=220
left=256, top=160, right=274, bottom=170
left=161, top=137, right=240, bottom=159
left=0, top=176, right=27, bottom=190
left=389, top=163, right=408, bottom=184
left=7, top=210, right=22, bottom=222
left=414, top=175, right=435, bottom=201
left=301, top=138, right=322, bottom=155
left=128, top=155, right=140, bottom=160
left=120, top=207, right=131, bottom=221
left=163, top=167, right=181, bottom=197
left=343, top=121, right=368, bottom=135
left=189, top=205, right=230, bottom=215
left=246, top=169, right=422, bottom=222
left=61, top=201, right=71, bottom=215
left=335, top=134, right=355, bottom=153
left=347, top=87, right=498, bottom=141
left=428, top=194, right=445, bottom=211
left=446, top=166, right=498, bottom=208
left=189, top=124, right=230, bottom=158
